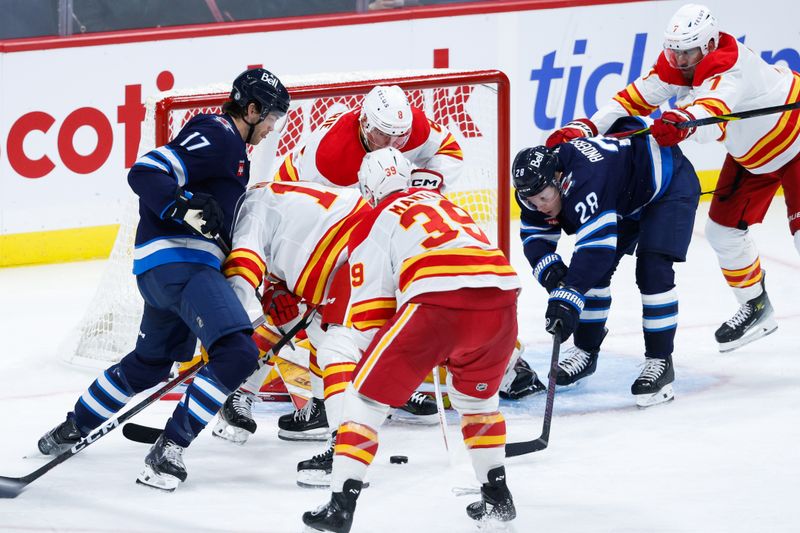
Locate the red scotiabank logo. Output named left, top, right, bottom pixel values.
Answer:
left=4, top=68, right=481, bottom=180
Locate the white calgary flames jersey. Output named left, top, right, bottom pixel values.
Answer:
left=222, top=181, right=370, bottom=321
left=344, top=188, right=520, bottom=333
left=274, top=108, right=463, bottom=190
left=591, top=32, right=800, bottom=174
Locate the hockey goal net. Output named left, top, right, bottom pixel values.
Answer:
left=60, top=69, right=511, bottom=368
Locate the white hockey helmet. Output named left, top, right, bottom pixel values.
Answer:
left=360, top=85, right=413, bottom=150
left=663, top=4, right=719, bottom=69
left=357, top=147, right=412, bottom=206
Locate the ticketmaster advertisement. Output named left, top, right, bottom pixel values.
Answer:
left=0, top=0, right=797, bottom=264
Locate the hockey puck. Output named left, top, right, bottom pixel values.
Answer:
left=390, top=455, right=408, bottom=464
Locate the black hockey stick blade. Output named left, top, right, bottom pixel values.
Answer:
left=0, top=475, right=28, bottom=499
left=122, top=423, right=163, bottom=444
left=505, top=330, right=561, bottom=458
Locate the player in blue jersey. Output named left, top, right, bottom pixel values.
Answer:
left=513, top=117, right=700, bottom=407
left=37, top=68, right=290, bottom=491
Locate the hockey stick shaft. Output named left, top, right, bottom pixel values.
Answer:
left=122, top=307, right=317, bottom=445
left=608, top=100, right=800, bottom=138
left=431, top=366, right=450, bottom=454
left=0, top=359, right=204, bottom=498
left=505, top=330, right=561, bottom=457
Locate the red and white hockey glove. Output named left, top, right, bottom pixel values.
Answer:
left=650, top=109, right=696, bottom=147
left=261, top=281, right=302, bottom=327
left=409, top=168, right=444, bottom=192
left=545, top=118, right=598, bottom=148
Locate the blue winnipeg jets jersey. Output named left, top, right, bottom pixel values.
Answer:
left=518, top=118, right=694, bottom=294
left=128, top=114, right=249, bottom=275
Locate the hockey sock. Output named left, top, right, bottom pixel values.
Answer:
left=460, top=412, right=507, bottom=484
left=705, top=219, right=763, bottom=304
left=641, top=289, right=678, bottom=358
left=164, top=331, right=258, bottom=446
left=323, top=362, right=356, bottom=431
left=574, top=286, right=611, bottom=352
left=165, top=365, right=232, bottom=447
left=309, top=350, right=325, bottom=400
left=240, top=358, right=273, bottom=395
left=72, top=364, right=135, bottom=435
left=331, top=389, right=389, bottom=491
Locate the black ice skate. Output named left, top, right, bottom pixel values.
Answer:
left=297, top=431, right=335, bottom=488
left=631, top=357, right=675, bottom=408
left=715, top=281, right=778, bottom=352
left=37, top=416, right=82, bottom=456
left=212, top=389, right=257, bottom=445
left=388, top=391, right=438, bottom=425
left=278, top=397, right=329, bottom=441
left=466, top=466, right=516, bottom=523
left=552, top=345, right=599, bottom=386
left=136, top=434, right=187, bottom=492
left=302, top=479, right=363, bottom=533
left=500, top=357, right=546, bottom=400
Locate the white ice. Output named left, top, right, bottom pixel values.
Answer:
left=1, top=202, right=799, bottom=533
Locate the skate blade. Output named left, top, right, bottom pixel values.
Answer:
left=635, top=383, right=675, bottom=409
left=136, top=465, right=181, bottom=492
left=278, top=428, right=329, bottom=442
left=297, top=469, right=331, bottom=489
left=386, top=410, right=439, bottom=426
left=212, top=420, right=251, bottom=445
left=718, top=318, right=778, bottom=353
left=477, top=518, right=517, bottom=532
left=297, top=470, right=371, bottom=489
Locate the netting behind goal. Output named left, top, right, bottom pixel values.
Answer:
left=60, top=69, right=510, bottom=368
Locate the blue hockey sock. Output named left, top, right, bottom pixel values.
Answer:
left=72, top=364, right=135, bottom=435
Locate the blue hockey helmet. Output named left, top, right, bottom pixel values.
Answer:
left=512, top=146, right=561, bottom=197
left=230, top=68, right=291, bottom=122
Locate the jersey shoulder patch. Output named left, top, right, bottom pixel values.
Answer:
left=314, top=111, right=365, bottom=187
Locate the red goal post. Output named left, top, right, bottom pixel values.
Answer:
left=60, top=69, right=511, bottom=368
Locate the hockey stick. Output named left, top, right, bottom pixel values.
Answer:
left=122, top=306, right=317, bottom=445
left=607, top=100, right=800, bottom=138
left=431, top=366, right=450, bottom=454
left=505, top=329, right=561, bottom=457
left=0, top=359, right=204, bottom=499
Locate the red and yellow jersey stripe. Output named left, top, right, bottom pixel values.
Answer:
left=275, top=153, right=301, bottom=183
left=612, top=79, right=659, bottom=116
left=733, top=73, right=800, bottom=170
left=691, top=97, right=732, bottom=140
left=349, top=297, right=397, bottom=331
left=222, top=247, right=266, bottom=290
left=435, top=132, right=463, bottom=160
left=461, top=412, right=507, bottom=450
left=398, top=247, right=516, bottom=293
left=294, top=201, right=370, bottom=304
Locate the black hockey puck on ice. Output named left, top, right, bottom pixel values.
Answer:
left=390, top=455, right=408, bottom=464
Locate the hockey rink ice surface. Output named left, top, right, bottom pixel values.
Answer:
left=0, top=202, right=798, bottom=533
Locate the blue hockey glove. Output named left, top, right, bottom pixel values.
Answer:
left=533, top=253, right=568, bottom=293
left=165, top=190, right=224, bottom=238
left=545, top=286, right=585, bottom=341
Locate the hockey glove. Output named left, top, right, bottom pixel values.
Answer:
left=545, top=118, right=598, bottom=148
left=533, top=253, right=568, bottom=293
left=261, top=281, right=302, bottom=327
left=165, top=190, right=224, bottom=238
left=650, top=109, right=696, bottom=147
left=545, top=286, right=585, bottom=341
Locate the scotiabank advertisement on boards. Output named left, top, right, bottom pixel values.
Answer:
left=0, top=0, right=797, bottom=251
